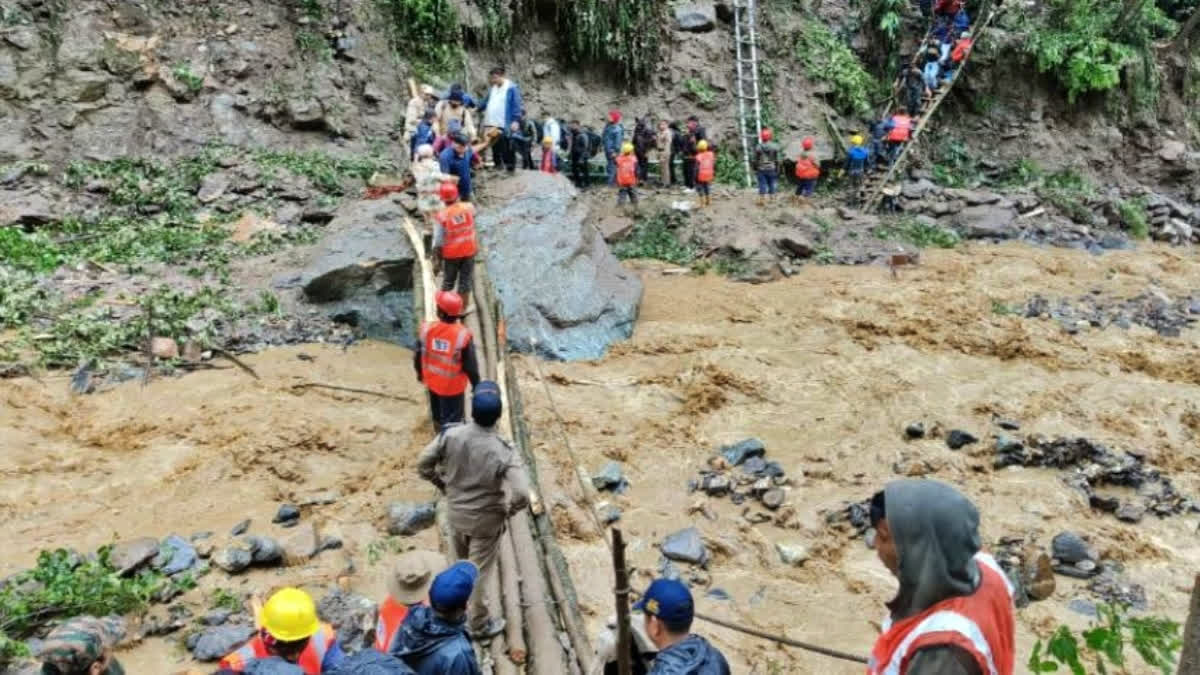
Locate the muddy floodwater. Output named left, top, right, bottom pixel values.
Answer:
left=2, top=242, right=1198, bottom=673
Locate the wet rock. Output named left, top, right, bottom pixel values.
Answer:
left=0, top=192, right=55, bottom=226
left=775, top=542, right=809, bottom=567
left=318, top=590, right=377, bottom=653
left=150, top=337, right=179, bottom=359
left=109, top=537, right=160, bottom=575
left=244, top=536, right=282, bottom=565
left=1051, top=532, right=1096, bottom=565
left=946, top=430, right=978, bottom=450
left=1067, top=598, right=1098, bottom=617
left=197, top=173, right=230, bottom=204
left=230, top=519, right=251, bottom=536
left=592, top=461, right=627, bottom=492
left=994, top=434, right=1023, bottom=455
left=597, top=504, right=622, bottom=525
left=153, top=535, right=198, bottom=576
left=720, top=438, right=765, bottom=466
left=953, top=206, right=1019, bottom=240
left=296, top=199, right=417, bottom=345
left=1086, top=568, right=1146, bottom=609
left=661, top=527, right=709, bottom=566
left=1115, top=502, right=1146, bottom=523
left=675, top=4, right=716, bottom=32
left=281, top=524, right=320, bottom=562
left=997, top=419, right=1021, bottom=431
left=701, top=474, right=731, bottom=497
left=761, top=489, right=786, bottom=510
left=191, top=624, right=255, bottom=661
left=1159, top=140, right=1186, bottom=163
left=1025, top=553, right=1056, bottom=601
left=905, top=422, right=925, bottom=439
left=212, top=545, right=253, bottom=574
left=386, top=502, right=437, bottom=536
left=273, top=504, right=301, bottom=525
left=141, top=605, right=192, bottom=637
left=320, top=536, right=344, bottom=552
left=475, top=173, right=642, bottom=361
left=194, top=539, right=215, bottom=559
left=201, top=609, right=233, bottom=626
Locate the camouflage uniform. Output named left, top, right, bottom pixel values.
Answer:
left=37, top=616, right=125, bottom=675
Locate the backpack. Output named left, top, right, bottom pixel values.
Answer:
left=586, top=129, right=603, bottom=158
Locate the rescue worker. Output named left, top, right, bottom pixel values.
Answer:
left=753, top=128, right=781, bottom=205
left=376, top=550, right=448, bottom=654
left=885, top=109, right=913, bottom=166
left=36, top=615, right=125, bottom=675
left=694, top=140, right=715, bottom=208
left=634, top=579, right=731, bottom=675
left=793, top=137, right=820, bottom=205
left=846, top=135, right=870, bottom=195
left=390, top=562, right=483, bottom=674
left=568, top=120, right=591, bottom=188
left=615, top=142, right=639, bottom=211
left=867, top=479, right=1015, bottom=675
left=539, top=136, right=559, bottom=173
left=436, top=90, right=476, bottom=141
left=478, top=66, right=522, bottom=173
left=417, top=381, right=530, bottom=642
left=682, top=116, right=707, bottom=190
left=603, top=110, right=625, bottom=186
left=656, top=120, right=673, bottom=186
left=219, top=588, right=344, bottom=674
left=943, top=30, right=973, bottom=83
left=413, top=291, right=480, bottom=432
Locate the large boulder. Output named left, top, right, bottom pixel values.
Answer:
left=953, top=205, right=1019, bottom=240
left=675, top=4, right=716, bottom=32
left=296, top=199, right=417, bottom=344
left=475, top=173, right=643, bottom=360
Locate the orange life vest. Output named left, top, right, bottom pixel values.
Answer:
left=887, top=115, right=913, bottom=142
left=374, top=597, right=415, bottom=653
left=951, top=38, right=973, bottom=63
left=868, top=553, right=1015, bottom=675
left=219, top=624, right=337, bottom=675
left=794, top=152, right=820, bottom=180
left=436, top=202, right=477, bottom=260
left=616, top=154, right=638, bottom=187
left=696, top=151, right=715, bottom=183
left=420, top=320, right=471, bottom=397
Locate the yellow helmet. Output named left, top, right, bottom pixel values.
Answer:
left=260, top=588, right=320, bottom=642
left=697, top=140, right=709, bottom=151
left=850, top=134, right=864, bottom=146
left=621, top=142, right=634, bottom=155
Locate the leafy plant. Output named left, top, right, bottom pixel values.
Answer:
left=794, top=19, right=882, bottom=115
left=875, top=217, right=962, bottom=248
left=613, top=211, right=696, bottom=265
left=931, top=138, right=981, bottom=188
left=993, top=158, right=1045, bottom=188
left=992, top=300, right=1019, bottom=315
left=1039, top=168, right=1097, bottom=224
left=1028, top=604, right=1182, bottom=675
left=556, top=0, right=667, bottom=88
left=172, top=63, right=204, bottom=94
left=209, top=588, right=244, bottom=613
left=714, top=149, right=747, bottom=186
left=1118, top=198, right=1150, bottom=238
left=683, top=78, right=717, bottom=108
left=374, top=0, right=464, bottom=79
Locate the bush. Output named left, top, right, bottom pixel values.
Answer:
left=875, top=217, right=961, bottom=248
left=557, top=0, right=666, bottom=87
left=794, top=19, right=881, bottom=115
left=613, top=211, right=696, bottom=264
left=374, top=0, right=464, bottom=79
left=1118, top=198, right=1150, bottom=238
left=683, top=78, right=717, bottom=108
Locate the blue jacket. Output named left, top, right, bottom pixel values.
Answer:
left=603, top=122, right=625, bottom=158
left=390, top=605, right=480, bottom=675
left=478, top=81, right=523, bottom=133
left=847, top=146, right=870, bottom=173
left=410, top=120, right=435, bottom=157
left=438, top=146, right=474, bottom=201
left=954, top=9, right=969, bottom=33
left=329, top=648, right=416, bottom=675
left=648, top=635, right=731, bottom=675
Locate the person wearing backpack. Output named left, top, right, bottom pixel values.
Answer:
left=567, top=120, right=591, bottom=188
left=753, top=128, right=782, bottom=205
left=793, top=137, right=821, bottom=206
left=603, top=110, right=625, bottom=186
left=615, top=142, right=639, bottom=211
left=694, top=140, right=715, bottom=208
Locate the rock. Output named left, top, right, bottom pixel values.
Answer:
left=153, top=535, right=197, bottom=576
left=273, top=504, right=301, bottom=524
left=245, top=536, right=283, bottom=564
left=960, top=189, right=1002, bottom=206
left=946, top=430, right=978, bottom=450
left=597, top=504, right=622, bottom=524
left=1025, top=553, right=1056, bottom=601
left=318, top=590, right=377, bottom=653
left=761, top=489, right=786, bottom=510
left=1051, top=532, right=1096, bottom=565
left=674, top=4, right=716, bottom=31
left=302, top=202, right=337, bottom=224
left=191, top=625, right=255, bottom=661
left=777, top=235, right=815, bottom=259
left=296, top=199, right=417, bottom=345
left=201, top=609, right=233, bottom=626
left=905, top=422, right=925, bottom=439
left=997, top=419, right=1020, bottom=431
left=141, top=605, right=192, bottom=637
left=275, top=202, right=304, bottom=226
left=902, top=179, right=937, bottom=199
left=954, top=206, right=1019, bottom=240
left=1115, top=502, right=1146, bottom=523
left=319, top=536, right=343, bottom=552
left=5, top=27, right=38, bottom=50
left=720, top=438, right=766, bottom=466
left=281, top=523, right=320, bottom=562
left=532, top=63, right=551, bottom=78
left=661, top=527, right=709, bottom=566
left=150, top=337, right=179, bottom=359
left=57, top=69, right=111, bottom=103
left=1067, top=598, right=1098, bottom=617
left=230, top=212, right=283, bottom=244
left=230, top=519, right=251, bottom=536
left=592, top=461, right=626, bottom=492
left=212, top=545, right=253, bottom=574
left=0, top=192, right=54, bottom=226
left=1160, top=140, right=1187, bottom=163
left=197, top=173, right=230, bottom=204
left=775, top=542, right=809, bottom=566
left=386, top=502, right=437, bottom=536
left=994, top=434, right=1023, bottom=455
left=109, top=537, right=160, bottom=575
left=362, top=83, right=385, bottom=104
left=702, top=474, right=731, bottom=497
left=893, top=452, right=944, bottom=476
left=475, top=173, right=642, bottom=360
left=194, top=539, right=215, bottom=559
left=298, top=491, right=341, bottom=507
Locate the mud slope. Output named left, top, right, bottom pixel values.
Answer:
left=515, top=242, right=1200, bottom=674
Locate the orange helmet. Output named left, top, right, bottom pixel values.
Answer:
left=802, top=137, right=814, bottom=150
left=435, top=290, right=465, bottom=317
left=760, top=128, right=773, bottom=142
left=438, top=182, right=459, bottom=204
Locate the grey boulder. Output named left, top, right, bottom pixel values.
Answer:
left=109, top=537, right=160, bottom=575
left=153, top=535, right=198, bottom=576
left=675, top=4, right=716, bottom=32
left=191, top=624, right=255, bottom=661
left=953, top=205, right=1019, bottom=240
left=662, top=527, right=709, bottom=566
left=318, top=590, right=378, bottom=653
left=386, top=502, right=438, bottom=536
left=1051, top=531, right=1096, bottom=565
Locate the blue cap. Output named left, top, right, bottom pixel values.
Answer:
left=633, top=579, right=694, bottom=627
left=472, top=381, right=502, bottom=425
left=429, top=561, right=478, bottom=610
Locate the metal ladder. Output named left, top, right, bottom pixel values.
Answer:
left=733, top=0, right=763, bottom=187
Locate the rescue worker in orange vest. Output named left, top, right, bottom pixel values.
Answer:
left=694, top=140, right=715, bottom=208
left=884, top=109, right=913, bottom=167
left=413, top=290, right=481, bottom=432
left=867, top=480, right=1015, bottom=675
left=793, top=136, right=821, bottom=207
left=375, top=550, right=447, bottom=654
left=219, top=588, right=345, bottom=674
left=615, top=142, right=639, bottom=212
left=433, top=182, right=477, bottom=299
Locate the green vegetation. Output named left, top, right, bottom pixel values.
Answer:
left=171, top=63, right=204, bottom=94
left=1029, top=604, right=1181, bottom=675
left=993, top=158, right=1046, bottom=188
left=794, top=19, right=881, bottom=115
left=374, top=0, right=464, bottom=80
left=0, top=548, right=196, bottom=665
left=992, top=300, right=1020, bottom=315
left=209, top=588, right=244, bottom=613
left=295, top=0, right=333, bottom=59
left=1118, top=197, right=1150, bottom=238
left=683, top=78, right=718, bottom=108
left=557, top=0, right=666, bottom=88
left=875, top=217, right=962, bottom=248
left=930, top=138, right=981, bottom=188
left=250, top=148, right=392, bottom=195
left=613, top=211, right=696, bottom=265
left=1038, top=168, right=1096, bottom=224
left=714, top=149, right=747, bottom=186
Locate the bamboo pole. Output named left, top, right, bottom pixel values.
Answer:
left=511, top=511, right=569, bottom=675
left=613, top=528, right=633, bottom=675
left=499, top=529, right=528, bottom=664
left=1179, top=574, right=1200, bottom=675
